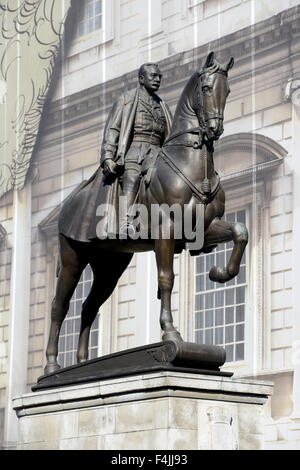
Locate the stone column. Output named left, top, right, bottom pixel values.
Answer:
left=3, top=184, right=31, bottom=449
left=287, top=78, right=300, bottom=422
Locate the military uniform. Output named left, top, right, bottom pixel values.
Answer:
left=122, top=87, right=168, bottom=197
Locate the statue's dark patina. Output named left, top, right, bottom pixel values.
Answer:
left=44, top=52, right=248, bottom=376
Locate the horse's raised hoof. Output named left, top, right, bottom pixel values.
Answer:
left=209, top=266, right=237, bottom=283
left=162, top=329, right=183, bottom=344
left=44, top=362, right=61, bottom=376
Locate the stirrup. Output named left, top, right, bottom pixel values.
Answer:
left=119, top=220, right=135, bottom=238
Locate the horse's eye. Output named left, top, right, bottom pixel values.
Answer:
left=202, top=85, right=210, bottom=93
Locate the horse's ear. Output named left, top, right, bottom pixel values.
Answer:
left=225, top=57, right=234, bottom=72
left=204, top=51, right=214, bottom=69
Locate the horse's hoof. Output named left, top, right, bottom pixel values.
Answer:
left=162, top=330, right=183, bottom=344
left=44, top=362, right=61, bottom=376
left=209, top=266, right=230, bottom=283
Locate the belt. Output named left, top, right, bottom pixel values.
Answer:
left=132, top=135, right=162, bottom=146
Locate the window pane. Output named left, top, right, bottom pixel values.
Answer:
left=236, top=286, right=245, bottom=304
left=195, top=330, right=203, bottom=344
left=216, top=252, right=224, bottom=266
left=90, top=348, right=98, bottom=360
left=225, top=306, right=234, bottom=324
left=225, top=325, right=234, bottom=343
left=205, top=329, right=213, bottom=345
left=237, top=210, right=246, bottom=224
left=236, top=343, right=244, bottom=361
left=206, top=254, right=214, bottom=270
left=75, top=301, right=82, bottom=315
left=195, top=294, right=203, bottom=311
left=66, top=320, right=73, bottom=335
left=225, top=345, right=234, bottom=362
left=225, top=288, right=234, bottom=305
left=205, top=310, right=213, bottom=328
left=88, top=19, right=94, bottom=33
left=237, top=265, right=246, bottom=283
left=95, top=15, right=102, bottom=30
left=195, top=312, right=204, bottom=329
left=236, top=304, right=245, bottom=323
left=205, top=293, right=214, bottom=309
left=215, top=327, right=223, bottom=345
left=196, top=256, right=204, bottom=273
left=88, top=3, right=94, bottom=16
left=196, top=275, right=205, bottom=292
left=236, top=324, right=244, bottom=342
left=215, top=290, right=224, bottom=308
left=91, top=330, right=98, bottom=347
left=215, top=308, right=224, bottom=326
left=95, top=1, right=102, bottom=15
left=76, top=283, right=83, bottom=299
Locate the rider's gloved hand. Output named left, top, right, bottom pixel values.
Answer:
left=103, top=159, right=117, bottom=177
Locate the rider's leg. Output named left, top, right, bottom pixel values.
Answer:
left=119, top=164, right=141, bottom=235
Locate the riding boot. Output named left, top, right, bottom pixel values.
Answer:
left=119, top=190, right=137, bottom=237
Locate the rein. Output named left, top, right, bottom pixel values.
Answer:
left=158, top=146, right=220, bottom=205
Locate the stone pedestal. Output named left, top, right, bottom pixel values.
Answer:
left=13, top=371, right=273, bottom=450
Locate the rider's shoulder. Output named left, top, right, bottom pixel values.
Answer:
left=122, top=88, right=138, bottom=104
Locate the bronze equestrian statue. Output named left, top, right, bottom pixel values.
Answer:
left=44, top=52, right=248, bottom=375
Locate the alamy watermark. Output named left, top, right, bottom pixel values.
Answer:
left=95, top=196, right=204, bottom=250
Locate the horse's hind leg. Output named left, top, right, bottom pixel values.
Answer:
left=45, top=235, right=87, bottom=375
left=77, top=251, right=133, bottom=363
left=204, top=217, right=248, bottom=283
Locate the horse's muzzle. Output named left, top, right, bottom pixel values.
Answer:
left=205, top=118, right=224, bottom=140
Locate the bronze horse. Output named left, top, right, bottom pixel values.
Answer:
left=44, top=52, right=248, bottom=375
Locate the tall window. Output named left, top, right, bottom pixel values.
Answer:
left=194, top=210, right=247, bottom=362
left=76, top=0, right=103, bottom=38
left=58, top=265, right=99, bottom=368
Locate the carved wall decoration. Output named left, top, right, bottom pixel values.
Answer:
left=0, top=0, right=72, bottom=199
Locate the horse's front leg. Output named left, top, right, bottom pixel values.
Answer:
left=155, top=234, right=183, bottom=343
left=204, top=217, right=248, bottom=283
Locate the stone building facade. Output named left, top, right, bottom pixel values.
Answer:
left=1, top=0, right=300, bottom=449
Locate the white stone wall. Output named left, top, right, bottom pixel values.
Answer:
left=54, top=0, right=300, bottom=100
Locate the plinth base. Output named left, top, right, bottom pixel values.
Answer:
left=32, top=341, right=231, bottom=392
left=13, top=371, right=273, bottom=450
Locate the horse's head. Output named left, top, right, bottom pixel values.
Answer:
left=198, top=51, right=234, bottom=141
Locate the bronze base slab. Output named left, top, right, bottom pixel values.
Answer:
left=32, top=340, right=233, bottom=392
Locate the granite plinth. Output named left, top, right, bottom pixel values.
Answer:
left=13, top=371, right=273, bottom=450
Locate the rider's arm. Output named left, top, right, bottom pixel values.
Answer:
left=100, top=95, right=124, bottom=167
